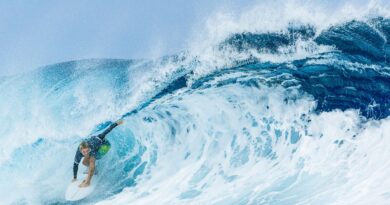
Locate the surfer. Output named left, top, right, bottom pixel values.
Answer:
left=72, top=119, right=124, bottom=187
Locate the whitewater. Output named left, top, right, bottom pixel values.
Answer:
left=1, top=1, right=390, bottom=205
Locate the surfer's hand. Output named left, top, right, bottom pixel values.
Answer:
left=116, top=119, right=124, bottom=125
left=72, top=178, right=77, bottom=182
left=79, top=180, right=90, bottom=188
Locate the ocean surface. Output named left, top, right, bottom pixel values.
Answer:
left=0, top=5, right=390, bottom=205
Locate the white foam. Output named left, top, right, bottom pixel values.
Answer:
left=186, top=0, right=390, bottom=80
left=96, top=81, right=390, bottom=205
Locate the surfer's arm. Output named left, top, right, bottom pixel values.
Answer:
left=85, top=157, right=96, bottom=184
left=97, top=120, right=124, bottom=140
left=73, top=149, right=83, bottom=180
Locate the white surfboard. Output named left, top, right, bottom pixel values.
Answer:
left=65, top=173, right=97, bottom=201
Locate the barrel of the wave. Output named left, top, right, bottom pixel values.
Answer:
left=65, top=120, right=123, bottom=201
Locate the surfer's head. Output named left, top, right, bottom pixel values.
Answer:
left=79, top=141, right=90, bottom=156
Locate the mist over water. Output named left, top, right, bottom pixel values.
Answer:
left=1, top=1, right=390, bottom=204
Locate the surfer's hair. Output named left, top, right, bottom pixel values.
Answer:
left=79, top=141, right=89, bottom=149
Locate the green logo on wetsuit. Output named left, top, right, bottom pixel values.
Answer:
left=96, top=142, right=111, bottom=159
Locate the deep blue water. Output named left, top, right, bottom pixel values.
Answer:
left=0, top=17, right=390, bottom=205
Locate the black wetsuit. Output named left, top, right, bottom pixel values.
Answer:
left=73, top=122, right=118, bottom=179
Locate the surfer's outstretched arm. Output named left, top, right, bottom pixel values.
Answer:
left=97, top=119, right=124, bottom=140
left=73, top=149, right=83, bottom=180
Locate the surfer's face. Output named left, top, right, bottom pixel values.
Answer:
left=81, top=147, right=90, bottom=156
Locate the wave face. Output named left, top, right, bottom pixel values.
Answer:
left=1, top=14, right=390, bottom=205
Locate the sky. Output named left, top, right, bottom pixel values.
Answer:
left=0, top=0, right=388, bottom=76
left=0, top=0, right=256, bottom=76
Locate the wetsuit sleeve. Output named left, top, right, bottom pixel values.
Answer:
left=97, top=122, right=118, bottom=140
left=73, top=148, right=83, bottom=179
